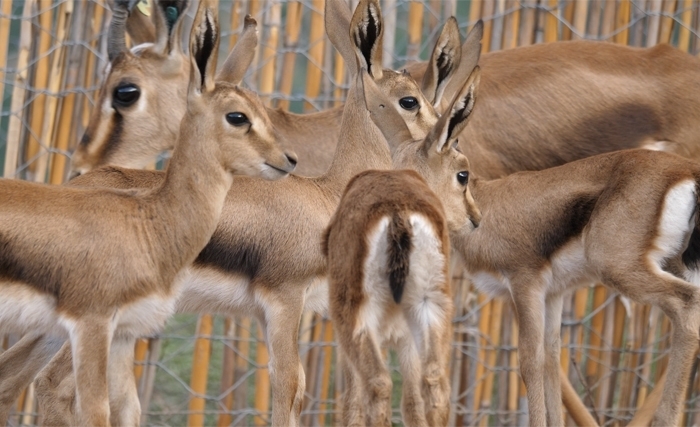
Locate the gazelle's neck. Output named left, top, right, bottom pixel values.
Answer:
left=314, top=86, right=392, bottom=197
left=152, top=112, right=233, bottom=270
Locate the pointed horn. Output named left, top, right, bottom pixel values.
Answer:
left=108, top=0, right=135, bottom=61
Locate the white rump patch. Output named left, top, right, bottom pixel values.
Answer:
left=355, top=216, right=391, bottom=338
left=648, top=180, right=696, bottom=271
left=641, top=141, right=670, bottom=152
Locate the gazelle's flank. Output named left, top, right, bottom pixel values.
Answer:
left=325, top=69, right=481, bottom=427
left=377, top=66, right=700, bottom=427
left=7, top=0, right=463, bottom=425
left=0, top=2, right=295, bottom=425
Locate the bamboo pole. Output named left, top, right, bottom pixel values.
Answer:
left=472, top=296, right=492, bottom=417
left=561, top=296, right=573, bottom=376
left=317, top=320, right=334, bottom=426
left=544, top=0, right=559, bottom=42
left=601, top=0, right=617, bottom=40
left=187, top=314, right=213, bottom=427
left=562, top=0, right=575, bottom=40
left=233, top=317, right=251, bottom=425
left=228, top=0, right=241, bottom=49
left=35, top=0, right=72, bottom=184
left=254, top=322, right=270, bottom=426
left=138, top=338, right=161, bottom=425
left=501, top=0, right=520, bottom=50
left=276, top=1, right=302, bottom=111
left=637, top=307, right=660, bottom=409
left=490, top=0, right=505, bottom=52
left=646, top=0, right=663, bottom=46
left=518, top=0, right=537, bottom=46
left=0, top=0, right=13, bottom=108
left=573, top=0, right=590, bottom=39
left=259, top=2, right=280, bottom=105
left=469, top=0, right=483, bottom=23
left=587, top=0, right=603, bottom=38
left=303, top=0, right=324, bottom=112
left=481, top=0, right=496, bottom=53
left=586, top=286, right=607, bottom=403
left=658, top=0, right=677, bottom=44
left=217, top=318, right=237, bottom=427
left=507, top=315, right=519, bottom=418
left=302, top=314, right=323, bottom=427
left=406, top=1, right=424, bottom=59
left=5, top=0, right=34, bottom=179
left=19, top=382, right=35, bottom=426
left=572, top=287, right=589, bottom=366
left=605, top=298, right=627, bottom=413
left=678, top=0, right=693, bottom=51
left=596, top=296, right=616, bottom=414
left=478, top=299, right=503, bottom=427
left=81, top=3, right=105, bottom=129
left=25, top=0, right=54, bottom=174
left=133, top=338, right=149, bottom=381
left=614, top=0, right=631, bottom=45
left=382, top=0, right=396, bottom=69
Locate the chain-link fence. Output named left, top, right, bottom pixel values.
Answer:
left=2, top=0, right=700, bottom=426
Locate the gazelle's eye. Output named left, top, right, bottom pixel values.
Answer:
left=226, top=112, right=250, bottom=126
left=399, top=97, right=419, bottom=110
left=457, top=171, right=469, bottom=186
left=113, top=84, right=140, bottom=107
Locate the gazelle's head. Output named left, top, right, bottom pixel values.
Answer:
left=363, top=66, right=483, bottom=232
left=71, top=0, right=191, bottom=176
left=183, top=1, right=296, bottom=179
left=327, top=0, right=466, bottom=140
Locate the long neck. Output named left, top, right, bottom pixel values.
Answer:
left=314, top=85, right=393, bottom=197
left=150, top=112, right=232, bottom=272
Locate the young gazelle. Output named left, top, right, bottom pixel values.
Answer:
left=375, top=65, right=700, bottom=427
left=324, top=69, right=481, bottom=427
left=5, top=1, right=464, bottom=425
left=0, top=2, right=295, bottom=425
left=71, top=0, right=476, bottom=178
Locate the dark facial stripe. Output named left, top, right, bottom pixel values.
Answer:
left=99, top=110, right=124, bottom=163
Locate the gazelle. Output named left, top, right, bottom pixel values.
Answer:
left=324, top=69, right=481, bottom=427
left=5, top=0, right=465, bottom=425
left=0, top=1, right=296, bottom=425
left=405, top=37, right=700, bottom=179
left=375, top=65, right=700, bottom=427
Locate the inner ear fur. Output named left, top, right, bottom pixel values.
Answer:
left=189, top=3, right=219, bottom=93
left=350, top=0, right=384, bottom=79
left=422, top=17, right=462, bottom=107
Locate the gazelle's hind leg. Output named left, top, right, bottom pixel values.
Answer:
left=543, top=293, right=564, bottom=426
left=0, top=333, right=62, bottom=425
left=339, top=352, right=365, bottom=427
left=340, top=329, right=393, bottom=427
left=35, top=342, right=76, bottom=426
left=395, top=335, right=427, bottom=427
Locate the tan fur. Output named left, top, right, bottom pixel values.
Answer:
left=406, top=39, right=700, bottom=178
left=324, top=69, right=483, bottom=426
left=7, top=1, right=461, bottom=425
left=409, top=68, right=699, bottom=427
left=0, top=3, right=295, bottom=425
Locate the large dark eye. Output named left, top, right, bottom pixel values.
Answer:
left=113, top=84, right=140, bottom=107
left=399, top=96, right=419, bottom=110
left=226, top=112, right=250, bottom=126
left=457, top=171, right=469, bottom=186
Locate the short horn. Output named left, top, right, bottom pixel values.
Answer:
left=108, top=0, right=134, bottom=61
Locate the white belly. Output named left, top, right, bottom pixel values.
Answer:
left=0, top=283, right=66, bottom=338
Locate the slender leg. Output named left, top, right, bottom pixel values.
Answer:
left=396, top=335, right=428, bottom=427
left=543, top=293, right=564, bottom=426
left=512, top=283, right=547, bottom=427
left=0, top=333, right=62, bottom=425
left=35, top=342, right=77, bottom=426
left=264, top=295, right=306, bottom=427
left=108, top=336, right=140, bottom=426
left=339, top=352, right=365, bottom=427
left=69, top=316, right=114, bottom=427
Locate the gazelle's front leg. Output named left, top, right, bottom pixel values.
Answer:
left=108, top=336, right=140, bottom=426
left=67, top=315, right=114, bottom=426
left=512, top=282, right=547, bottom=427
left=543, top=293, right=564, bottom=426
left=0, top=333, right=62, bottom=424
left=263, top=293, right=306, bottom=427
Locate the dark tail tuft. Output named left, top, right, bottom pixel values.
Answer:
left=387, top=213, right=412, bottom=304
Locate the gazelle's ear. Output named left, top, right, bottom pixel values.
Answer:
left=325, top=0, right=359, bottom=78
left=217, top=15, right=258, bottom=85
left=422, top=17, right=462, bottom=107
left=125, top=0, right=156, bottom=45
left=152, top=0, right=189, bottom=56
left=425, top=66, right=480, bottom=154
left=442, top=20, right=483, bottom=109
left=361, top=69, right=412, bottom=155
left=188, top=0, right=219, bottom=95
left=350, top=0, right=384, bottom=79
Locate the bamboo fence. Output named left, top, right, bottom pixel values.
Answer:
left=1, top=0, right=700, bottom=426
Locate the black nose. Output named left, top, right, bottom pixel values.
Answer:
left=286, top=153, right=298, bottom=167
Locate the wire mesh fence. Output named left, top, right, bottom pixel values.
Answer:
left=2, top=0, right=700, bottom=426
